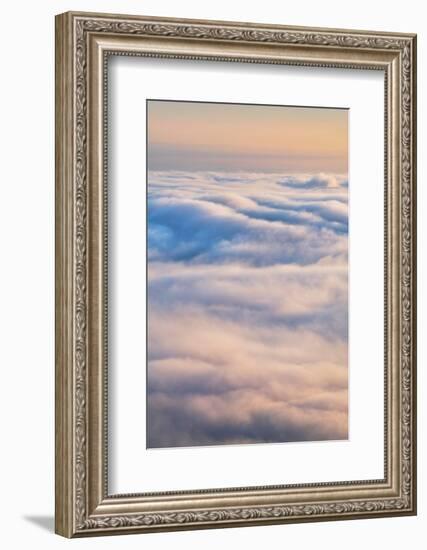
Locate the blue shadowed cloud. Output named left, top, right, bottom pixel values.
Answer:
left=147, top=171, right=348, bottom=448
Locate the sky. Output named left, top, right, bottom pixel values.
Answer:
left=146, top=100, right=348, bottom=448
left=148, top=100, right=348, bottom=173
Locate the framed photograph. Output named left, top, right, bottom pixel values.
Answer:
left=55, top=11, right=417, bottom=537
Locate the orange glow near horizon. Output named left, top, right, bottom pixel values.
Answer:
left=148, top=100, right=348, bottom=173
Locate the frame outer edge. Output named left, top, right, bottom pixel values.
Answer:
left=410, top=34, right=417, bottom=514
left=55, top=12, right=76, bottom=538
left=62, top=10, right=416, bottom=39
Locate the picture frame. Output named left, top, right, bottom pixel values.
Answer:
left=55, top=11, right=417, bottom=537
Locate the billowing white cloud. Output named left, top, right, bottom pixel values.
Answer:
left=147, top=171, right=348, bottom=447
left=278, top=173, right=348, bottom=190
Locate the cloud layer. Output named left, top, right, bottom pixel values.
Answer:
left=147, top=171, right=348, bottom=448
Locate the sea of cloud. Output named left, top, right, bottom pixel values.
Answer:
left=147, top=171, right=349, bottom=448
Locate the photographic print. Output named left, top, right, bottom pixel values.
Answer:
left=56, top=13, right=417, bottom=536
left=147, top=100, right=349, bottom=449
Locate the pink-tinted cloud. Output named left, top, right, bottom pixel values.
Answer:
left=147, top=171, right=348, bottom=447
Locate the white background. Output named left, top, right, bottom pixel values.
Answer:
left=0, top=1, right=424, bottom=548
left=110, top=59, right=385, bottom=493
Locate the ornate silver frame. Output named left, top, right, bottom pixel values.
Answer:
left=55, top=11, right=417, bottom=537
